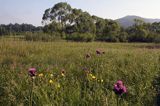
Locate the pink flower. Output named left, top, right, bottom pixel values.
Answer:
left=86, top=53, right=91, bottom=59
left=96, top=49, right=105, bottom=55
left=117, top=80, right=123, bottom=86
left=96, top=49, right=101, bottom=55
left=28, top=68, right=36, bottom=77
left=113, top=80, right=127, bottom=95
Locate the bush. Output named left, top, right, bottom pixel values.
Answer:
left=118, top=32, right=128, bottom=42
left=66, top=33, right=95, bottom=42
left=96, top=32, right=120, bottom=42
left=154, top=34, right=160, bottom=43
left=24, top=32, right=61, bottom=42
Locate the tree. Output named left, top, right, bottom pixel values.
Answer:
left=73, top=12, right=96, bottom=34
left=125, top=19, right=149, bottom=42
left=127, top=25, right=149, bottom=42
left=97, top=19, right=121, bottom=42
left=43, top=21, right=61, bottom=34
left=42, top=2, right=72, bottom=33
left=65, top=9, right=96, bottom=34
left=118, top=31, right=128, bottom=42
left=150, top=22, right=160, bottom=33
left=41, top=2, right=160, bottom=42
left=134, top=19, right=145, bottom=26
left=0, top=24, right=41, bottom=36
left=0, top=26, right=7, bottom=35
left=67, top=8, right=83, bottom=25
left=92, top=15, right=105, bottom=36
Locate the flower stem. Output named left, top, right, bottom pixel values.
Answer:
left=117, top=96, right=119, bottom=106
left=29, top=78, right=33, bottom=106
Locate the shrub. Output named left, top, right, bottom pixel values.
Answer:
left=24, top=32, right=61, bottom=42
left=66, top=33, right=95, bottom=42
left=96, top=32, right=120, bottom=42
left=154, top=34, right=160, bottom=43
left=118, top=32, right=128, bottom=42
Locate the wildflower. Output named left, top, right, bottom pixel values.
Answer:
left=57, top=83, right=61, bottom=88
left=61, top=73, right=65, bottom=77
left=50, top=74, right=53, bottom=77
left=85, top=53, right=91, bottom=59
left=98, top=79, right=103, bottom=83
left=38, top=73, right=44, bottom=77
left=96, top=49, right=101, bottom=55
left=89, top=73, right=96, bottom=79
left=92, top=75, right=96, bottom=79
left=101, top=79, right=104, bottom=83
left=61, top=69, right=65, bottom=77
left=32, top=76, right=36, bottom=79
left=28, top=68, right=36, bottom=77
left=113, top=80, right=127, bottom=95
left=49, top=80, right=54, bottom=84
left=89, top=73, right=93, bottom=77
left=96, top=49, right=105, bottom=55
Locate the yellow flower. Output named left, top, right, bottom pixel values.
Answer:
left=89, top=74, right=93, bottom=77
left=38, top=73, right=44, bottom=77
left=101, top=79, right=104, bottom=83
left=50, top=74, right=53, bottom=77
left=61, top=73, right=65, bottom=77
left=57, top=83, right=61, bottom=88
left=89, top=73, right=96, bottom=80
left=92, top=75, right=96, bottom=79
left=49, top=80, right=54, bottom=84
left=32, top=76, right=36, bottom=80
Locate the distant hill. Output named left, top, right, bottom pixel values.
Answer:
left=116, top=15, right=160, bottom=28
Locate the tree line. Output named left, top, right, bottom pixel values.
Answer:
left=42, top=2, right=160, bottom=42
left=0, top=23, right=42, bottom=35
left=1, top=2, right=160, bottom=42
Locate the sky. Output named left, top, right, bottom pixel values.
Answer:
left=0, top=0, right=160, bottom=26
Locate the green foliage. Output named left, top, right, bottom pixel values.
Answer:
left=41, top=2, right=160, bottom=43
left=95, top=19, right=121, bottom=42
left=24, top=32, right=61, bottom=42
left=126, top=20, right=150, bottom=42
left=154, top=34, right=160, bottom=43
left=0, top=24, right=42, bottom=36
left=42, top=2, right=72, bottom=32
left=42, top=2, right=96, bottom=38
left=66, top=33, right=95, bottom=42
left=97, top=31, right=119, bottom=42
left=43, top=22, right=62, bottom=34
left=74, top=12, right=96, bottom=34
left=118, top=31, right=128, bottom=42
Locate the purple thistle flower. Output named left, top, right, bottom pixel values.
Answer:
left=28, top=68, right=36, bottom=77
left=86, top=53, right=91, bottom=59
left=96, top=49, right=105, bottom=55
left=113, top=80, right=127, bottom=95
left=96, top=49, right=101, bottom=55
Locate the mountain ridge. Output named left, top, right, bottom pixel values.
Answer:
left=116, top=15, right=160, bottom=28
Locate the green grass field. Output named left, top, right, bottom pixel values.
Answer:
left=0, top=38, right=160, bottom=106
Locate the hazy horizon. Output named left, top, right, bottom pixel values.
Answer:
left=0, top=0, right=160, bottom=26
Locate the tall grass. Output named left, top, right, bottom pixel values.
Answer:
left=0, top=38, right=160, bottom=105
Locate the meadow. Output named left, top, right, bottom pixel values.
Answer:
left=0, top=38, right=160, bottom=106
